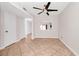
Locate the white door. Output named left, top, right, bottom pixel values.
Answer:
left=4, top=12, right=16, bottom=45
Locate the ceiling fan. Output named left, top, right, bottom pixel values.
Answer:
left=33, top=2, right=58, bottom=16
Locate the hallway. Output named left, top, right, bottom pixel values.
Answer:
left=0, top=34, right=74, bottom=56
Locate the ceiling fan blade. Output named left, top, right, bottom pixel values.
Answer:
left=45, top=2, right=51, bottom=9
left=46, top=12, right=49, bottom=16
left=47, top=9, right=58, bottom=11
left=23, top=7, right=27, bottom=11
left=33, top=7, right=42, bottom=10
left=38, top=10, right=44, bottom=15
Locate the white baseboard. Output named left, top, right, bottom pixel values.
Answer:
left=0, top=40, right=18, bottom=50
left=59, top=38, right=78, bottom=56
left=0, top=35, right=26, bottom=50
left=34, top=36, right=58, bottom=39
left=1, top=34, right=77, bottom=56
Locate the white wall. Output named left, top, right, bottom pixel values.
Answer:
left=3, top=11, right=17, bottom=47
left=0, top=10, right=25, bottom=48
left=25, top=18, right=32, bottom=35
left=33, top=15, right=58, bottom=38
left=16, top=16, right=25, bottom=40
left=0, top=4, right=1, bottom=47
left=0, top=4, right=4, bottom=47
left=59, top=2, right=79, bottom=55
left=0, top=3, right=25, bottom=48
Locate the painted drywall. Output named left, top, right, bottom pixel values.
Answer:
left=33, top=15, right=58, bottom=38
left=16, top=15, right=25, bottom=40
left=3, top=11, right=17, bottom=47
left=0, top=3, right=26, bottom=48
left=0, top=4, right=1, bottom=47
left=1, top=10, right=25, bottom=48
left=59, top=2, right=79, bottom=55
left=0, top=4, right=5, bottom=47
left=13, top=2, right=69, bottom=17
left=25, top=18, right=32, bottom=35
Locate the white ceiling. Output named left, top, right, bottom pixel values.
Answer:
left=1, top=2, right=32, bottom=18
left=12, top=2, right=69, bottom=17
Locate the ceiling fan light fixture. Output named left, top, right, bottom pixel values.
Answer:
left=33, top=2, right=58, bottom=16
